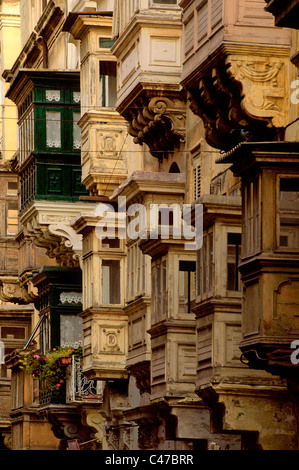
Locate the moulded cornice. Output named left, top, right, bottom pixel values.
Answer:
left=110, top=171, right=186, bottom=203
left=63, top=12, right=113, bottom=39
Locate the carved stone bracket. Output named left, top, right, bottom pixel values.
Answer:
left=137, top=418, right=161, bottom=450
left=127, top=361, right=151, bottom=395
left=105, top=424, right=133, bottom=450
left=124, top=94, right=186, bottom=159
left=20, top=201, right=97, bottom=268
left=0, top=275, right=38, bottom=304
left=186, top=50, right=290, bottom=151
left=43, top=407, right=90, bottom=450
left=81, top=408, right=103, bottom=449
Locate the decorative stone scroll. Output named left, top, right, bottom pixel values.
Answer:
left=0, top=275, right=38, bottom=304
left=20, top=202, right=96, bottom=269
left=124, top=94, right=186, bottom=159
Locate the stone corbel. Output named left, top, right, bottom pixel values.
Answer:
left=20, top=202, right=97, bottom=269
left=22, top=217, right=82, bottom=268
left=127, top=361, right=151, bottom=395
left=137, top=418, right=161, bottom=449
left=0, top=275, right=38, bottom=304
left=48, top=224, right=83, bottom=268
left=81, top=408, right=103, bottom=448
left=44, top=408, right=91, bottom=450
left=125, top=95, right=186, bottom=159
left=186, top=51, right=290, bottom=151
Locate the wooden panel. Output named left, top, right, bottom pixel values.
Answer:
left=196, top=325, right=212, bottom=370
left=184, top=14, right=194, bottom=56
left=197, top=0, right=208, bottom=44
left=178, top=344, right=197, bottom=380
left=211, top=0, right=223, bottom=29
left=239, top=0, right=274, bottom=25
left=225, top=324, right=242, bottom=364
left=152, top=345, right=165, bottom=383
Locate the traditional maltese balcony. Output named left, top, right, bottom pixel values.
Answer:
left=180, top=0, right=292, bottom=151
left=71, top=211, right=128, bottom=381
left=111, top=0, right=185, bottom=160
left=63, top=12, right=128, bottom=198
left=4, top=69, right=97, bottom=269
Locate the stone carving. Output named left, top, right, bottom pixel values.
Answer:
left=101, top=328, right=122, bottom=353
left=105, top=427, right=120, bottom=450
left=20, top=202, right=96, bottom=269
left=230, top=59, right=285, bottom=128
left=186, top=54, right=288, bottom=151
left=73, top=91, right=81, bottom=103
left=138, top=420, right=160, bottom=450
left=0, top=275, right=38, bottom=304
left=127, top=361, right=151, bottom=395
left=124, top=94, right=186, bottom=159
left=81, top=409, right=103, bottom=447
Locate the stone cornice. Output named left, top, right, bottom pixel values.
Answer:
left=63, top=11, right=113, bottom=38
left=110, top=171, right=186, bottom=203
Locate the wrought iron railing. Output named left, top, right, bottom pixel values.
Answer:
left=66, top=357, right=103, bottom=404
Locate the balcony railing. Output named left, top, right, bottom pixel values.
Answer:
left=66, top=357, right=103, bottom=404
left=38, top=358, right=103, bottom=405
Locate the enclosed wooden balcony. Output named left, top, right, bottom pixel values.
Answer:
left=180, top=0, right=292, bottom=152
left=112, top=0, right=185, bottom=160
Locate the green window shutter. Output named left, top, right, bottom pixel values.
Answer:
left=99, top=38, right=115, bottom=49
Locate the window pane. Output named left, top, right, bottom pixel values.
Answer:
left=46, top=111, right=61, bottom=148
left=227, top=233, right=241, bottom=291
left=102, top=237, right=120, bottom=249
left=99, top=62, right=117, bottom=107
left=99, top=38, right=115, bottom=49
left=208, top=232, right=213, bottom=292
left=7, top=202, right=18, bottom=235
left=102, top=260, right=121, bottom=304
left=279, top=178, right=299, bottom=249
left=73, top=111, right=81, bottom=149
left=179, top=261, right=196, bottom=313
left=60, top=314, right=83, bottom=348
left=202, top=236, right=207, bottom=293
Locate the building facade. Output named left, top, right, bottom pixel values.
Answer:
left=0, top=0, right=298, bottom=450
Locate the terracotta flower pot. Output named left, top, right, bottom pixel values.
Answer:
left=58, top=357, right=71, bottom=366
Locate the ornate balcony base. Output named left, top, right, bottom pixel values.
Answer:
left=20, top=201, right=97, bottom=268
left=122, top=91, right=186, bottom=160
left=185, top=44, right=290, bottom=151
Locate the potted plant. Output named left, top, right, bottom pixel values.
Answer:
left=19, top=342, right=83, bottom=396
